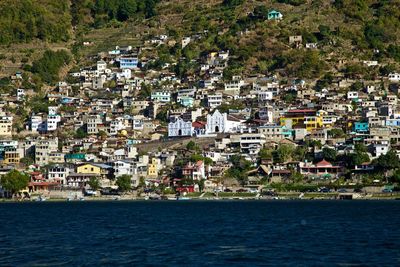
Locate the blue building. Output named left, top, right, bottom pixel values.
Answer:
left=353, top=122, right=369, bottom=133
left=268, top=10, right=283, bottom=20
left=386, top=118, right=400, bottom=127
left=119, top=57, right=138, bottom=69
left=179, top=97, right=194, bottom=107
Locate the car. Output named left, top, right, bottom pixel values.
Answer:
left=236, top=188, right=248, bottom=193
left=353, top=188, right=363, bottom=193
left=319, top=187, right=331, bottom=193
left=248, top=188, right=259, bottom=193
left=382, top=189, right=393, bottom=193
left=84, top=189, right=97, bottom=196
left=338, top=188, right=347, bottom=193
left=100, top=189, right=121, bottom=196
left=262, top=191, right=277, bottom=196
left=224, top=188, right=232, bottom=192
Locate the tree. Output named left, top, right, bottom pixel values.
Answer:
left=116, top=175, right=132, bottom=191
left=322, top=147, right=337, bottom=162
left=186, top=141, right=196, bottom=151
left=291, top=171, right=304, bottom=183
left=225, top=155, right=252, bottom=186
left=97, top=130, right=107, bottom=139
left=346, top=152, right=370, bottom=168
left=75, top=128, right=87, bottom=139
left=328, top=128, right=345, bottom=138
left=88, top=177, right=100, bottom=191
left=273, top=144, right=295, bottom=163
left=0, top=170, right=29, bottom=197
left=222, top=0, right=244, bottom=8
left=259, top=148, right=273, bottom=160
left=293, top=146, right=307, bottom=161
left=373, top=151, right=400, bottom=172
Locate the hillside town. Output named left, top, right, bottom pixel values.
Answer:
left=1, top=29, right=400, bottom=200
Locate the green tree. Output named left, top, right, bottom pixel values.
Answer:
left=259, top=148, right=273, bottom=160
left=186, top=141, right=196, bottom=151
left=0, top=170, right=30, bottom=197
left=88, top=176, right=100, bottom=191
left=116, top=175, right=132, bottom=191
left=291, top=171, right=304, bottom=183
left=328, top=128, right=345, bottom=138
left=31, top=50, right=71, bottom=84
left=373, top=151, right=400, bottom=172
left=273, top=144, right=295, bottom=163
left=225, top=155, right=252, bottom=186
left=293, top=146, right=307, bottom=161
left=75, top=128, right=87, bottom=139
left=322, top=147, right=337, bottom=162
left=346, top=152, right=370, bottom=168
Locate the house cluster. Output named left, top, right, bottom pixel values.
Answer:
left=1, top=21, right=400, bottom=194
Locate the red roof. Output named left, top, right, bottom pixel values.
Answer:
left=192, top=121, right=206, bottom=128
left=316, top=160, right=333, bottom=167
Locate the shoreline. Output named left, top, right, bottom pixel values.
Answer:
left=1, top=193, right=399, bottom=203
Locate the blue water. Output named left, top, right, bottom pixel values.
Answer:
left=0, top=200, right=399, bottom=266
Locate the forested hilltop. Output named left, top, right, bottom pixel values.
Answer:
left=0, top=0, right=158, bottom=45
left=0, top=0, right=399, bottom=81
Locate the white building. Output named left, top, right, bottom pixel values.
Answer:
left=112, top=160, right=135, bottom=177
left=182, top=37, right=191, bottom=48
left=347, top=91, right=359, bottom=100
left=205, top=110, right=241, bottom=134
left=30, top=115, right=46, bottom=133
left=151, top=91, right=171, bottom=102
left=224, top=79, right=244, bottom=94
left=46, top=115, right=61, bottom=132
left=92, top=75, right=106, bottom=90
left=239, top=133, right=266, bottom=155
left=86, top=115, right=102, bottom=134
left=258, top=91, right=274, bottom=101
left=97, top=60, right=107, bottom=73
left=168, top=118, right=193, bottom=137
left=388, top=73, right=400, bottom=82
left=48, top=165, right=71, bottom=185
left=108, top=117, right=125, bottom=136
left=17, top=89, right=25, bottom=101
left=207, top=94, right=223, bottom=108
left=35, top=138, right=58, bottom=166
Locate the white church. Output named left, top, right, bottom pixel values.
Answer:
left=168, top=110, right=243, bottom=137
left=168, top=118, right=193, bottom=137
left=205, top=110, right=242, bottom=134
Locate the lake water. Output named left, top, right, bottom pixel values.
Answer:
left=0, top=200, right=399, bottom=266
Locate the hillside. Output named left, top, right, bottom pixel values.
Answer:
left=0, top=0, right=399, bottom=81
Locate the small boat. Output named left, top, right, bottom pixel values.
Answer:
left=36, top=195, right=46, bottom=202
left=177, top=197, right=191, bottom=200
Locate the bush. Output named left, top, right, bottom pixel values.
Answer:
left=31, top=50, right=71, bottom=84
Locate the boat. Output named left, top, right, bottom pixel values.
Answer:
left=35, top=195, right=47, bottom=202
left=177, top=197, right=191, bottom=200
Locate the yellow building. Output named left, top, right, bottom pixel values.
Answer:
left=3, top=148, right=20, bottom=165
left=280, top=109, right=323, bottom=132
left=147, top=158, right=159, bottom=178
left=0, top=118, right=12, bottom=137
left=77, top=163, right=112, bottom=179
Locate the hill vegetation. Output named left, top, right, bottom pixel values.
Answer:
left=0, top=0, right=159, bottom=45
left=0, top=0, right=399, bottom=83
